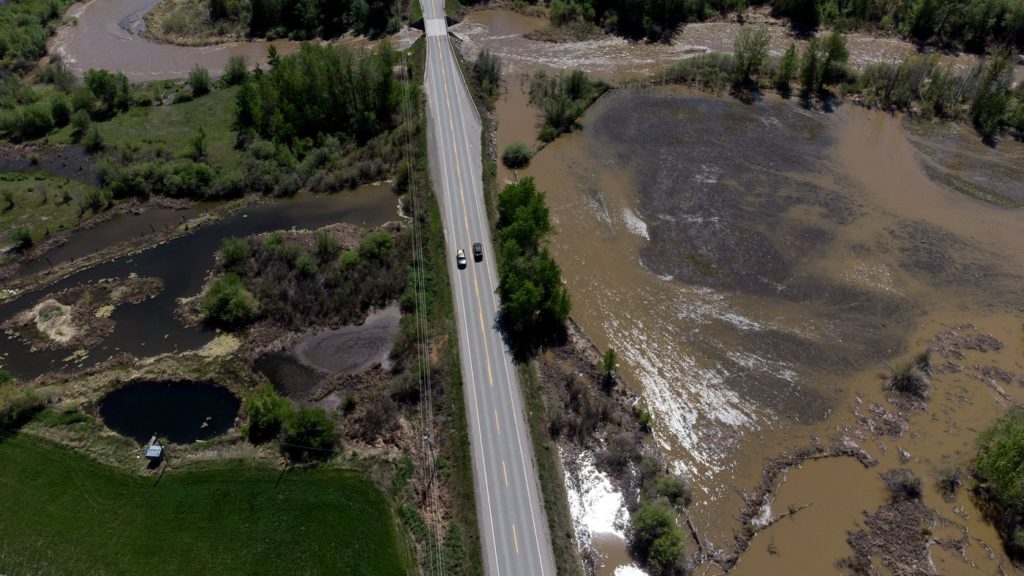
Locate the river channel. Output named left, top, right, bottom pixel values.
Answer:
left=0, top=185, right=398, bottom=379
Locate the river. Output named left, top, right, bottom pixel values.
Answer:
left=49, top=0, right=421, bottom=81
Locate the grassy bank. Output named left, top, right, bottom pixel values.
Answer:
left=0, top=434, right=409, bottom=576
left=0, top=173, right=107, bottom=250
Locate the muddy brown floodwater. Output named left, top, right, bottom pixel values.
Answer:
left=50, top=0, right=422, bottom=81
left=478, top=20, right=1024, bottom=567
left=518, top=88, right=1024, bottom=574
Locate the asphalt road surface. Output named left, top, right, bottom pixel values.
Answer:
left=419, top=4, right=559, bottom=575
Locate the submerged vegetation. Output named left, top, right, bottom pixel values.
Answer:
left=528, top=69, right=609, bottom=142
left=657, top=30, right=1024, bottom=141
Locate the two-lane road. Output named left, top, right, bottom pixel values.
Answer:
left=419, top=3, right=558, bottom=575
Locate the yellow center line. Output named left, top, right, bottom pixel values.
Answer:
left=435, top=36, right=496, bottom=388
left=502, top=460, right=509, bottom=487
left=512, top=523, right=520, bottom=554
left=494, top=409, right=501, bottom=434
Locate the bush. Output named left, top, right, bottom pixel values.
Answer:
left=70, top=109, right=90, bottom=141
left=220, top=237, right=252, bottom=275
left=656, top=474, right=693, bottom=509
left=222, top=55, right=248, bottom=86
left=188, top=64, right=212, bottom=97
left=883, top=468, right=923, bottom=501
left=281, top=406, right=337, bottom=462
left=83, top=125, right=104, bottom=153
left=50, top=95, right=71, bottom=128
left=201, top=273, right=259, bottom=328
left=883, top=359, right=930, bottom=399
left=9, top=227, right=33, bottom=252
left=0, top=375, right=45, bottom=432
left=628, top=500, right=686, bottom=576
left=501, top=143, right=532, bottom=169
left=243, top=384, right=292, bottom=443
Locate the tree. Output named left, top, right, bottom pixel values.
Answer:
left=971, top=49, right=1013, bottom=139
left=188, top=64, right=212, bottom=97
left=50, top=94, right=71, bottom=128
left=84, top=69, right=130, bottom=114
left=82, top=125, right=104, bottom=153
left=281, top=406, right=337, bottom=462
left=628, top=500, right=686, bottom=576
left=190, top=125, right=208, bottom=161
left=975, top=408, right=1024, bottom=534
left=774, top=43, right=798, bottom=93
left=502, top=143, right=533, bottom=169
left=220, top=237, right=252, bottom=275
left=821, top=31, right=850, bottom=85
left=201, top=273, right=259, bottom=328
left=732, top=25, right=770, bottom=88
left=799, top=37, right=823, bottom=97
left=243, top=384, right=292, bottom=443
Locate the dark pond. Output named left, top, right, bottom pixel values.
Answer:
left=0, top=186, right=397, bottom=379
left=254, top=352, right=323, bottom=400
left=99, top=379, right=240, bottom=444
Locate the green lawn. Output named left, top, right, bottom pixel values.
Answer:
left=0, top=173, right=106, bottom=250
left=0, top=434, right=409, bottom=576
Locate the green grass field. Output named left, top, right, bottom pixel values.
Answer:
left=0, top=173, right=106, bottom=249
left=48, top=87, right=242, bottom=172
left=0, top=434, right=409, bottom=576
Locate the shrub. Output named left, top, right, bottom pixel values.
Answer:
left=656, top=474, right=693, bottom=509
left=220, top=237, right=251, bottom=275
left=70, top=109, right=90, bottom=141
left=201, top=274, right=259, bottom=328
left=188, top=64, right=212, bottom=97
left=281, top=406, right=337, bottom=462
left=501, top=143, right=533, bottom=169
left=50, top=94, right=71, bottom=128
left=937, top=467, right=962, bottom=499
left=243, top=384, right=292, bottom=443
left=883, top=468, right=923, bottom=501
left=222, top=55, right=248, bottom=86
left=883, top=359, right=930, bottom=399
left=9, top=227, right=33, bottom=252
left=628, top=500, right=686, bottom=576
left=0, top=376, right=45, bottom=432
left=83, top=125, right=104, bottom=153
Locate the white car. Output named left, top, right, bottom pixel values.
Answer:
left=456, top=248, right=467, bottom=269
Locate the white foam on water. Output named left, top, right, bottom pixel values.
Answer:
left=621, top=208, right=650, bottom=240
left=693, top=164, right=721, bottom=185
left=615, top=565, right=651, bottom=576
left=562, top=449, right=630, bottom=553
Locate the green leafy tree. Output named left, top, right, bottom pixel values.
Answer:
left=50, top=94, right=71, bottom=128
left=732, top=25, right=770, bottom=88
left=774, top=43, right=798, bottom=93
left=821, top=31, right=850, bottom=85
left=628, top=500, right=686, bottom=576
left=243, top=384, right=292, bottom=443
left=971, top=49, right=1013, bottom=139
left=220, top=237, right=252, bottom=275
left=84, top=69, right=131, bottom=114
left=201, top=273, right=259, bottom=328
left=281, top=406, right=337, bottom=462
left=799, top=37, right=823, bottom=97
left=9, top=227, right=33, bottom=252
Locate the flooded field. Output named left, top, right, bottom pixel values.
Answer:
left=509, top=86, right=1024, bottom=573
left=0, top=185, right=398, bottom=379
